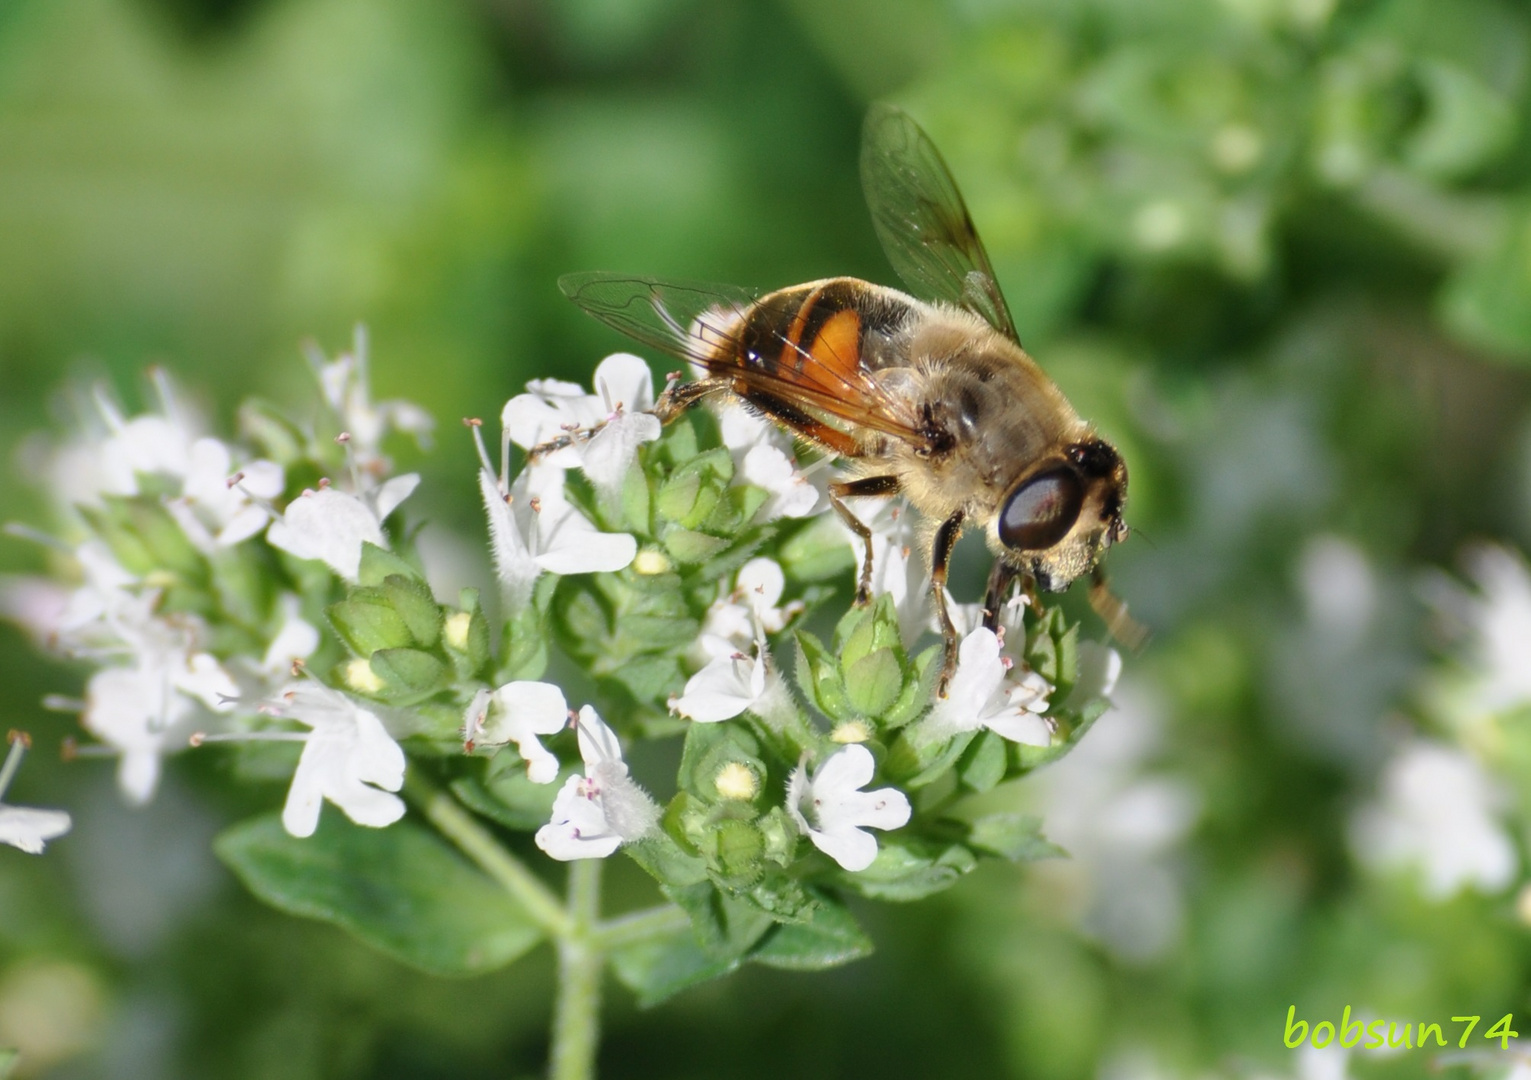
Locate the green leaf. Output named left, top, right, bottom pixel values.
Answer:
left=1405, top=60, right=1514, bottom=179
left=626, top=832, right=709, bottom=888
left=609, top=923, right=738, bottom=1008
left=0, top=1048, right=18, bottom=1080
left=367, top=648, right=450, bottom=701
left=884, top=729, right=973, bottom=788
left=841, top=837, right=977, bottom=902
left=966, top=813, right=1065, bottom=862
left=501, top=598, right=550, bottom=682
left=664, top=881, right=775, bottom=961
left=957, top=730, right=1008, bottom=793
left=328, top=597, right=413, bottom=655
left=794, top=631, right=854, bottom=722
left=843, top=648, right=903, bottom=718
left=381, top=575, right=442, bottom=648
left=214, top=814, right=543, bottom=977
left=662, top=527, right=729, bottom=564
left=750, top=892, right=873, bottom=971
left=776, top=514, right=856, bottom=582
left=450, top=761, right=566, bottom=831
left=357, top=541, right=422, bottom=586
left=883, top=645, right=940, bottom=729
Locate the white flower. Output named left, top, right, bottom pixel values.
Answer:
left=1350, top=740, right=1516, bottom=899
left=675, top=558, right=799, bottom=723
left=46, top=375, right=199, bottom=508
left=787, top=743, right=911, bottom=872
left=921, top=627, right=1053, bottom=746
left=717, top=405, right=824, bottom=521
left=1424, top=545, right=1531, bottom=717
left=672, top=634, right=770, bottom=723
left=270, top=683, right=407, bottom=838
left=266, top=474, right=419, bottom=582
left=310, top=326, right=434, bottom=478
left=260, top=595, right=321, bottom=677
left=474, top=416, right=637, bottom=607
left=698, top=557, right=801, bottom=648
left=535, top=706, right=658, bottom=860
left=464, top=680, right=569, bottom=783
left=0, top=736, right=72, bottom=855
left=166, top=438, right=284, bottom=552
left=83, top=636, right=238, bottom=805
left=502, top=353, right=662, bottom=500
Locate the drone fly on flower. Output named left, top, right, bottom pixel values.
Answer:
left=549, top=105, right=1140, bottom=691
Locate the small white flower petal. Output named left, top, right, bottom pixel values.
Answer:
left=1072, top=641, right=1123, bottom=703
left=573, top=705, right=623, bottom=768
left=484, top=681, right=570, bottom=784
left=277, top=687, right=406, bottom=838
left=673, top=651, right=764, bottom=723
left=374, top=473, right=420, bottom=522
left=262, top=597, right=321, bottom=675
left=788, top=744, right=911, bottom=872
left=535, top=775, right=623, bottom=860
left=267, top=489, right=386, bottom=582
left=592, top=352, right=656, bottom=413
left=0, top=806, right=73, bottom=854
left=534, top=706, right=657, bottom=858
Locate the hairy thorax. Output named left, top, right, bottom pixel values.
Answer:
left=864, top=307, right=1088, bottom=526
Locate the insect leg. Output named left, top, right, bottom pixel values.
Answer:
left=827, top=475, right=902, bottom=604
left=929, top=510, right=965, bottom=697
left=980, top=560, right=1021, bottom=632
left=527, top=377, right=728, bottom=461
left=1089, top=567, right=1149, bottom=651
left=651, top=376, right=730, bottom=425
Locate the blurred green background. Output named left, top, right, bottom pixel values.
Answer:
left=6, top=0, right=1531, bottom=1076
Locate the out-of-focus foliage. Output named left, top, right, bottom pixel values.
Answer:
left=6, top=0, right=1531, bottom=1078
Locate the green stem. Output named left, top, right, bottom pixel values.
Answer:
left=407, top=776, right=571, bottom=938
left=592, top=903, right=690, bottom=952
left=550, top=859, right=604, bottom=1080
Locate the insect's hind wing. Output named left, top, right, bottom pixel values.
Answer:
left=860, top=104, right=1022, bottom=346
left=558, top=273, right=758, bottom=369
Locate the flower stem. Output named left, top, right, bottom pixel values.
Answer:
left=550, top=859, right=604, bottom=1080
left=407, top=776, right=571, bottom=938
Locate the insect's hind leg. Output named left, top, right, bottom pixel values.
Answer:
left=828, top=475, right=902, bottom=605
left=527, top=375, right=728, bottom=462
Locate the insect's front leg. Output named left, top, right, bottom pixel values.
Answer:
left=828, top=475, right=902, bottom=605
left=650, top=374, right=728, bottom=425
left=527, top=375, right=726, bottom=462
left=930, top=510, right=965, bottom=697
left=981, top=559, right=1020, bottom=632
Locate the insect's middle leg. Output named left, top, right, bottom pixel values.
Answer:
left=828, top=475, right=902, bottom=605
left=929, top=510, right=965, bottom=697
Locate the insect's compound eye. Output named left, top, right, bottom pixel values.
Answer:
left=999, top=466, right=1084, bottom=551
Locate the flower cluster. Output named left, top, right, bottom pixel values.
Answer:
left=2, top=339, right=1124, bottom=1010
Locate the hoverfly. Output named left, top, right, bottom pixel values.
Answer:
left=551, top=104, right=1138, bottom=689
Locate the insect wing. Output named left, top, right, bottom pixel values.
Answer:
left=558, top=273, right=757, bottom=368
left=860, top=104, right=1021, bottom=345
